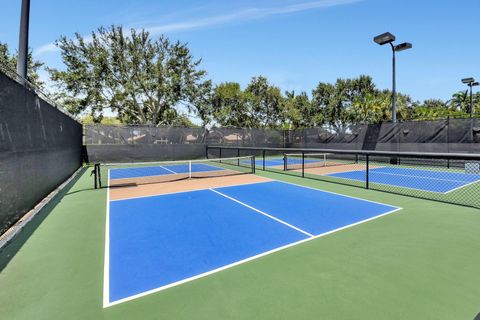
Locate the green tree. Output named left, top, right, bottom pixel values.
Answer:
left=245, top=76, right=284, bottom=128
left=282, top=91, right=313, bottom=129
left=449, top=90, right=469, bottom=112
left=49, top=25, right=211, bottom=125
left=0, top=42, right=45, bottom=88
left=80, top=115, right=123, bottom=125
left=351, top=92, right=382, bottom=123
left=448, top=90, right=480, bottom=115
left=412, top=99, right=452, bottom=119
left=211, top=82, right=257, bottom=128
left=312, top=75, right=377, bottom=133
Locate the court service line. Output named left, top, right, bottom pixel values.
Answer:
left=209, top=188, right=314, bottom=237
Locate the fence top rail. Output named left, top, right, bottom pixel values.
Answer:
left=207, top=145, right=480, bottom=161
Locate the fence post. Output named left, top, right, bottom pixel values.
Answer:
left=93, top=164, right=98, bottom=189
left=366, top=154, right=370, bottom=190
left=263, top=149, right=266, bottom=171
left=302, top=152, right=305, bottom=178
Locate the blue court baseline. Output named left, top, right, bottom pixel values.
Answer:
left=327, top=167, right=480, bottom=193
left=106, top=181, right=399, bottom=306
left=109, top=163, right=225, bottom=180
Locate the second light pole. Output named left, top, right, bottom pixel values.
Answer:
left=374, top=32, right=412, bottom=123
left=461, top=77, right=479, bottom=117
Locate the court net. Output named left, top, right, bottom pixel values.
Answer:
left=284, top=153, right=358, bottom=170
left=94, top=156, right=255, bottom=188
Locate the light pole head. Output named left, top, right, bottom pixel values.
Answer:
left=394, top=42, right=412, bottom=52
left=472, top=82, right=479, bottom=87
left=462, top=77, right=475, bottom=84
left=374, top=32, right=396, bottom=45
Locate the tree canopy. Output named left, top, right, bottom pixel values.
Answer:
left=49, top=26, right=211, bottom=125
left=39, top=26, right=480, bottom=128
left=0, top=42, right=44, bottom=88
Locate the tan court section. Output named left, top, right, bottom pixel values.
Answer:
left=110, top=174, right=272, bottom=201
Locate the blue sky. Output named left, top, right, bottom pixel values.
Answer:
left=1, top=0, right=479, bottom=102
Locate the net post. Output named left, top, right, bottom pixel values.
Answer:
left=92, top=164, right=98, bottom=189
left=189, top=160, right=192, bottom=179
left=205, top=145, right=209, bottom=159
left=283, top=153, right=286, bottom=171
left=252, top=156, right=256, bottom=174
left=263, top=149, right=266, bottom=171
left=365, top=154, right=370, bottom=190
left=237, top=149, right=240, bottom=166
left=302, top=152, right=305, bottom=178
left=95, top=163, right=102, bottom=188
left=219, top=148, right=222, bottom=162
left=324, top=153, right=327, bottom=167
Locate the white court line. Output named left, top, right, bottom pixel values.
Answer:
left=444, top=179, right=480, bottom=194
left=324, top=170, right=462, bottom=195
left=103, top=203, right=401, bottom=308
left=209, top=189, right=314, bottom=237
left=367, top=169, right=476, bottom=184
left=103, top=170, right=111, bottom=308
left=274, top=180, right=404, bottom=209
left=159, top=165, right=177, bottom=174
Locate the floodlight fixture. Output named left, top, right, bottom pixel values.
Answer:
left=462, top=77, right=475, bottom=84
left=373, top=32, right=412, bottom=123
left=374, top=32, right=396, bottom=45
left=462, top=77, right=478, bottom=117
left=394, top=42, right=413, bottom=52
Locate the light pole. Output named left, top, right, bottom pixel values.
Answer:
left=16, top=0, right=30, bottom=85
left=374, top=32, right=412, bottom=123
left=461, top=77, right=479, bottom=117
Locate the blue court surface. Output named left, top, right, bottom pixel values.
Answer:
left=105, top=180, right=400, bottom=306
left=327, top=167, right=480, bottom=193
left=109, top=163, right=224, bottom=179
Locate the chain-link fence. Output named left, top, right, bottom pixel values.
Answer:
left=86, top=118, right=480, bottom=163
left=287, top=119, right=480, bottom=153
left=84, top=125, right=286, bottom=162
left=207, top=146, right=480, bottom=209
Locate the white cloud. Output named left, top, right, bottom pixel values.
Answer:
left=34, top=0, right=361, bottom=56
left=33, top=43, right=59, bottom=56
left=147, top=0, right=361, bottom=34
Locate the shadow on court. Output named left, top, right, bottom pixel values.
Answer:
left=0, top=167, right=89, bottom=272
